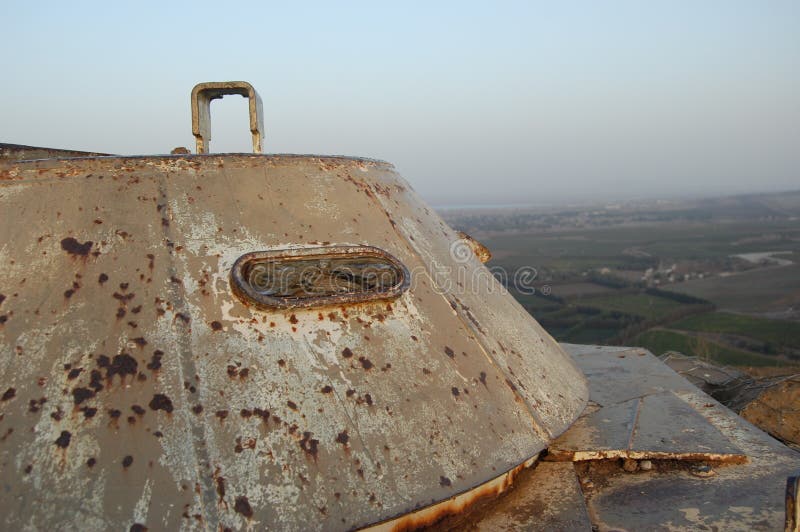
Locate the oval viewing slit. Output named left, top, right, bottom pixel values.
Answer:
left=231, top=246, right=410, bottom=309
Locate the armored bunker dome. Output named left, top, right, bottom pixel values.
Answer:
left=0, top=82, right=588, bottom=530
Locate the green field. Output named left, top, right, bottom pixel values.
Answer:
left=447, top=194, right=800, bottom=369
left=484, top=221, right=800, bottom=274
left=578, top=293, right=687, bottom=320
left=672, top=312, right=800, bottom=349
left=666, top=265, right=800, bottom=315
left=635, top=329, right=783, bottom=367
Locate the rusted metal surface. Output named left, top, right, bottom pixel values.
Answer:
left=0, top=153, right=588, bottom=530
left=191, top=81, right=265, bottom=154
left=0, top=143, right=109, bottom=162
left=554, top=344, right=800, bottom=531
left=739, top=376, right=800, bottom=449
left=366, top=455, right=538, bottom=531
left=454, top=461, right=593, bottom=531
left=546, top=390, right=747, bottom=464
left=456, top=232, right=491, bottom=264
left=662, top=352, right=800, bottom=448
left=788, top=473, right=800, bottom=532
left=389, top=345, right=800, bottom=530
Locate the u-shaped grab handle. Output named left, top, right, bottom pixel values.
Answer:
left=191, top=81, right=265, bottom=154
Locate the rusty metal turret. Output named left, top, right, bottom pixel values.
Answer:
left=0, top=82, right=588, bottom=530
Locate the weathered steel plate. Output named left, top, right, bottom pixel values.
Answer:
left=439, top=346, right=800, bottom=531
left=0, top=154, right=588, bottom=530
left=547, top=391, right=746, bottom=462
left=463, top=461, right=593, bottom=531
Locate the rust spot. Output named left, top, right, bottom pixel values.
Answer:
left=364, top=393, right=373, bottom=406
left=130, top=524, right=148, bottom=532
left=358, top=357, right=373, bottom=370
left=113, top=292, right=135, bottom=303
left=60, top=237, right=93, bottom=256
left=108, top=409, right=121, bottom=419
left=116, top=308, right=127, bottom=319
left=131, top=405, right=146, bottom=416
left=336, top=431, right=349, bottom=445
left=422, top=368, right=431, bottom=375
left=234, top=496, right=253, bottom=518
left=192, top=404, right=203, bottom=415
left=146, top=350, right=163, bottom=371
left=132, top=337, right=147, bottom=347
left=479, top=372, right=487, bottom=386
left=239, top=368, right=249, bottom=379
left=287, top=400, right=298, bottom=411
left=0, top=294, right=4, bottom=306
left=122, top=455, right=133, bottom=468
left=28, top=397, right=46, bottom=413
left=240, top=409, right=252, bottom=418
left=321, top=385, right=333, bottom=394
left=107, top=353, right=138, bottom=380
left=89, top=369, right=104, bottom=392
left=72, top=387, right=95, bottom=405
left=1, top=387, right=15, bottom=401
left=87, top=457, right=96, bottom=468
left=149, top=394, right=173, bottom=413
left=215, top=410, right=229, bottom=420
left=444, top=346, right=455, bottom=358
left=299, top=432, right=319, bottom=460
left=289, top=314, right=298, bottom=324
left=81, top=407, right=97, bottom=419
left=99, top=274, right=109, bottom=285
left=216, top=477, right=226, bottom=499
left=55, top=430, right=71, bottom=448
left=175, top=313, right=191, bottom=324
left=342, top=347, right=354, bottom=359
left=439, top=476, right=452, bottom=487
left=210, top=321, right=223, bottom=331
left=451, top=387, right=460, bottom=397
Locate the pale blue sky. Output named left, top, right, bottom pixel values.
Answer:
left=2, top=1, right=798, bottom=204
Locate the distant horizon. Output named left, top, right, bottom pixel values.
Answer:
left=431, top=186, right=800, bottom=211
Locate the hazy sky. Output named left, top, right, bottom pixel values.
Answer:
left=2, top=1, right=798, bottom=205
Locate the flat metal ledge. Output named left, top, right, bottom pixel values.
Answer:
left=454, top=344, right=800, bottom=531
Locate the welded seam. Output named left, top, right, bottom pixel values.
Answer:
left=157, top=175, right=221, bottom=528
left=627, top=397, right=644, bottom=451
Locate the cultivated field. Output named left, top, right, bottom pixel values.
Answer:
left=443, top=190, right=800, bottom=371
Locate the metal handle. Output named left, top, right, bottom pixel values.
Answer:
left=191, top=81, right=265, bottom=154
